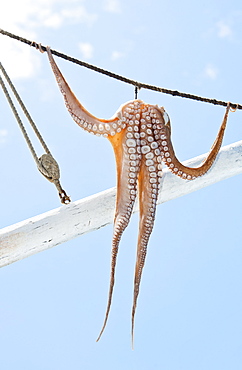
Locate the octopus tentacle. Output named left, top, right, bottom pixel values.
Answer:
left=96, top=129, right=140, bottom=341
left=132, top=163, right=162, bottom=346
left=46, top=47, right=124, bottom=137
left=154, top=105, right=230, bottom=180
left=130, top=106, right=163, bottom=346
left=97, top=104, right=142, bottom=341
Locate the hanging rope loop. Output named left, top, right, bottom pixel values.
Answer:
left=134, top=86, right=141, bottom=100
left=230, top=104, right=239, bottom=113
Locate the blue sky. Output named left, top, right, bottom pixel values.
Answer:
left=0, top=0, right=242, bottom=369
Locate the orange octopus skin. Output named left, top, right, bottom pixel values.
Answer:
left=45, top=47, right=230, bottom=346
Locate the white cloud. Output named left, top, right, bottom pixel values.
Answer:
left=61, top=6, right=98, bottom=26
left=204, top=64, right=218, bottom=80
left=78, top=42, right=94, bottom=60
left=41, top=12, right=63, bottom=29
left=217, top=21, right=233, bottom=38
left=0, top=0, right=98, bottom=79
left=104, top=0, right=121, bottom=13
left=111, top=51, right=125, bottom=61
left=0, top=129, right=8, bottom=144
left=38, top=4, right=98, bottom=29
left=0, top=38, right=41, bottom=79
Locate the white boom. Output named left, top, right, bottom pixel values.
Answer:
left=0, top=140, right=242, bottom=268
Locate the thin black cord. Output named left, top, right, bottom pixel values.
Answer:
left=0, top=28, right=241, bottom=110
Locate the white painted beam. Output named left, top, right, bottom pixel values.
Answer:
left=0, top=140, right=242, bottom=268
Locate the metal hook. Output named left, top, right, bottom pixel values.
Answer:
left=134, top=86, right=141, bottom=99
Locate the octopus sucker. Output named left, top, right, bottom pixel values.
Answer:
left=44, top=46, right=231, bottom=345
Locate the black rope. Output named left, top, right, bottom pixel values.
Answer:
left=0, top=28, right=241, bottom=111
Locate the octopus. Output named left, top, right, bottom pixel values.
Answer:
left=44, top=47, right=230, bottom=346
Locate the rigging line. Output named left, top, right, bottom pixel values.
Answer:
left=0, top=62, right=51, bottom=155
left=0, top=62, right=71, bottom=204
left=0, top=72, right=39, bottom=164
left=0, top=28, right=241, bottom=111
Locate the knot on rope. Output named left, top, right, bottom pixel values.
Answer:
left=38, top=154, right=71, bottom=204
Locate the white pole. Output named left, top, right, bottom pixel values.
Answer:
left=0, top=140, right=242, bottom=268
